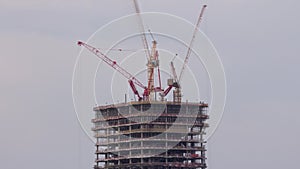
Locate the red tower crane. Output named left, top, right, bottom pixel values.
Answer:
left=77, top=41, right=148, bottom=101
left=78, top=41, right=171, bottom=101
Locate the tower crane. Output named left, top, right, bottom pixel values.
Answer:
left=172, top=5, right=207, bottom=102
left=170, top=61, right=179, bottom=88
left=133, top=0, right=163, bottom=101
left=170, top=61, right=182, bottom=102
left=77, top=41, right=168, bottom=102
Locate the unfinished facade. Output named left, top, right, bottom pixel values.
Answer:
left=93, top=101, right=209, bottom=169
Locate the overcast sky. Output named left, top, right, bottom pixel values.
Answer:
left=0, top=0, right=299, bottom=169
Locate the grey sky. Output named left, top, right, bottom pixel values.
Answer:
left=0, top=0, right=299, bottom=169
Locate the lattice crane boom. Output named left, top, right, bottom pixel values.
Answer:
left=133, top=0, right=151, bottom=60
left=179, top=5, right=207, bottom=82
left=77, top=41, right=147, bottom=101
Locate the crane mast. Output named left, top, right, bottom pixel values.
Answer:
left=170, top=61, right=179, bottom=86
left=147, top=40, right=161, bottom=101
left=170, top=61, right=182, bottom=102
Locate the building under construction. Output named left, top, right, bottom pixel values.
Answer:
left=93, top=101, right=209, bottom=169
left=78, top=1, right=210, bottom=169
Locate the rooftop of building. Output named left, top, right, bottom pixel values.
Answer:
left=94, top=101, right=208, bottom=111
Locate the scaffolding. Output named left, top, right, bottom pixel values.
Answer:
left=93, top=101, right=209, bottom=169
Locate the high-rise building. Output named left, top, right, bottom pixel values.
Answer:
left=93, top=101, right=209, bottom=169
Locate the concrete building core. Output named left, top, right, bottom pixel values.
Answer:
left=93, top=101, right=209, bottom=169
